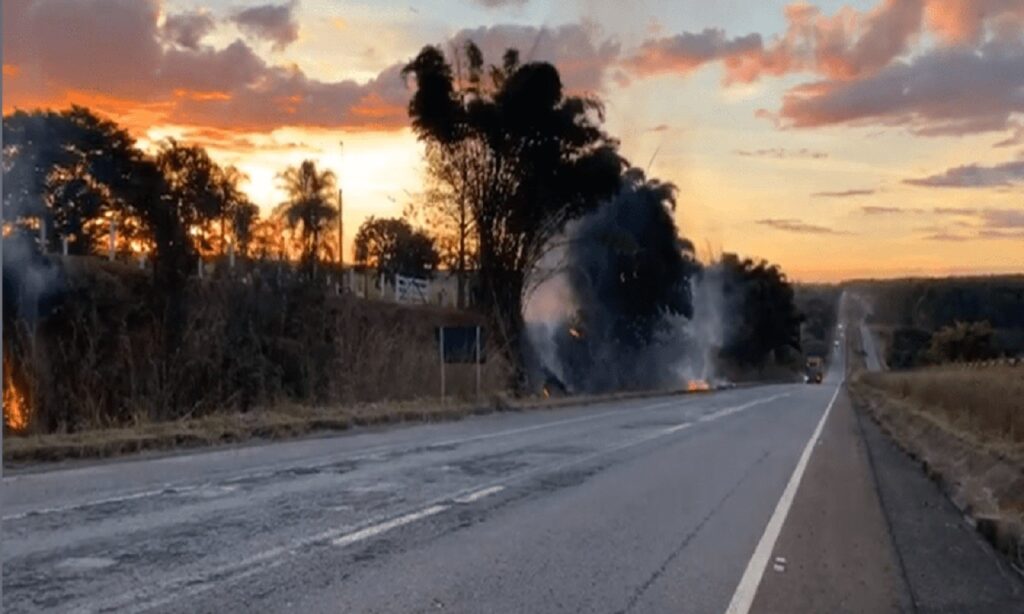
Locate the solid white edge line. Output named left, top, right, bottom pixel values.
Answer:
left=331, top=504, right=449, bottom=548
left=724, top=381, right=844, bottom=614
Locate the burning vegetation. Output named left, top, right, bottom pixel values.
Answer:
left=4, top=358, right=29, bottom=432
left=686, top=379, right=711, bottom=393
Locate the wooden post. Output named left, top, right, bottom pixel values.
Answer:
left=475, top=325, right=481, bottom=400
left=439, top=326, right=446, bottom=404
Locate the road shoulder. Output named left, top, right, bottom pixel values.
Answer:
left=750, top=389, right=911, bottom=613
left=857, top=403, right=1024, bottom=612
left=751, top=385, right=1024, bottom=613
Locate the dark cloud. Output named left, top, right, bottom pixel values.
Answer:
left=981, top=207, right=1024, bottom=228
left=2, top=0, right=408, bottom=131
left=812, top=188, right=876, bottom=197
left=905, top=159, right=1024, bottom=187
left=919, top=207, right=1024, bottom=241
left=734, top=148, right=828, bottom=159
left=756, top=219, right=852, bottom=235
left=3, top=0, right=164, bottom=97
left=3, top=3, right=627, bottom=132
left=231, top=2, right=300, bottom=51
left=978, top=229, right=1024, bottom=240
left=162, top=10, right=216, bottom=50
left=923, top=231, right=972, bottom=242
left=993, top=124, right=1024, bottom=147
left=623, top=28, right=762, bottom=78
left=618, top=1, right=1024, bottom=137
left=932, top=206, right=977, bottom=215
left=861, top=206, right=903, bottom=214
left=775, top=41, right=1024, bottom=136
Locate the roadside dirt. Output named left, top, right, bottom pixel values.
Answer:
left=2, top=388, right=699, bottom=466
left=849, top=377, right=1024, bottom=575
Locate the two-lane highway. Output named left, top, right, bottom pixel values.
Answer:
left=5, top=340, right=1020, bottom=613
left=4, top=369, right=841, bottom=612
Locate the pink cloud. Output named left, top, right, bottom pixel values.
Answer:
left=775, top=41, right=1024, bottom=135
left=622, top=28, right=762, bottom=79
left=905, top=159, right=1024, bottom=188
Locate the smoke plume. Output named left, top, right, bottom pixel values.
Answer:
left=524, top=169, right=728, bottom=393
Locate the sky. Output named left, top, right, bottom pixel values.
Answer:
left=3, top=0, right=1023, bottom=281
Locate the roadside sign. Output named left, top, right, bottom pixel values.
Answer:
left=435, top=325, right=485, bottom=404
left=436, top=326, right=486, bottom=363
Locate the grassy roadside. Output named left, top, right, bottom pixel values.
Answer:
left=849, top=365, right=1024, bottom=571
left=3, top=388, right=693, bottom=466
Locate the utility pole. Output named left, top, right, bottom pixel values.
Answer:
left=338, top=141, right=344, bottom=272
left=344, top=186, right=348, bottom=270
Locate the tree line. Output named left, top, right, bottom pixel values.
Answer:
left=2, top=39, right=812, bottom=432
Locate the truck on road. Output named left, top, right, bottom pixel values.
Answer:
left=805, top=356, right=824, bottom=383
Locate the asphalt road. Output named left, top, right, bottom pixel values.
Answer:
left=3, top=344, right=1021, bottom=612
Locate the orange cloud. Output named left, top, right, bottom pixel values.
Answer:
left=925, top=0, right=1024, bottom=44
left=2, top=0, right=408, bottom=134
left=629, top=0, right=1024, bottom=88
left=623, top=29, right=762, bottom=78
left=173, top=89, right=232, bottom=102
left=351, top=92, right=405, bottom=121
left=775, top=41, right=1024, bottom=135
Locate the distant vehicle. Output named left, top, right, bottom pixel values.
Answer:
left=805, top=356, right=824, bottom=384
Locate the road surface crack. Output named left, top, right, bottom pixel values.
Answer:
left=615, top=449, right=771, bottom=614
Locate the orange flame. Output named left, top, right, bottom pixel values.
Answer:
left=568, top=327, right=583, bottom=339
left=686, top=379, right=711, bottom=393
left=542, top=386, right=551, bottom=399
left=4, top=361, right=28, bottom=432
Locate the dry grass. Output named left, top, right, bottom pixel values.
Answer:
left=3, top=387, right=686, bottom=465
left=852, top=366, right=1024, bottom=569
left=4, top=257, right=513, bottom=434
left=858, top=366, right=1024, bottom=457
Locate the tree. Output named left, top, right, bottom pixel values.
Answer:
left=275, top=160, right=338, bottom=276
left=353, top=216, right=440, bottom=283
left=927, top=320, right=995, bottom=363
left=230, top=200, right=260, bottom=258
left=155, top=139, right=238, bottom=255
left=3, top=107, right=137, bottom=254
left=414, top=143, right=479, bottom=308
left=717, top=254, right=803, bottom=370
left=402, top=42, right=624, bottom=372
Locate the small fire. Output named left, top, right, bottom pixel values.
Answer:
left=542, top=386, right=551, bottom=399
left=3, top=361, right=28, bottom=432
left=686, top=379, right=711, bottom=393
left=568, top=327, right=583, bottom=339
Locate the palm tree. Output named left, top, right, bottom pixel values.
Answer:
left=275, top=160, right=338, bottom=276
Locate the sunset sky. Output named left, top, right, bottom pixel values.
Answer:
left=3, top=0, right=1023, bottom=281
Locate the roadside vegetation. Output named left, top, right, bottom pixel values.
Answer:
left=4, top=41, right=812, bottom=457
left=848, top=276, right=1024, bottom=368
left=850, top=306, right=1024, bottom=572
